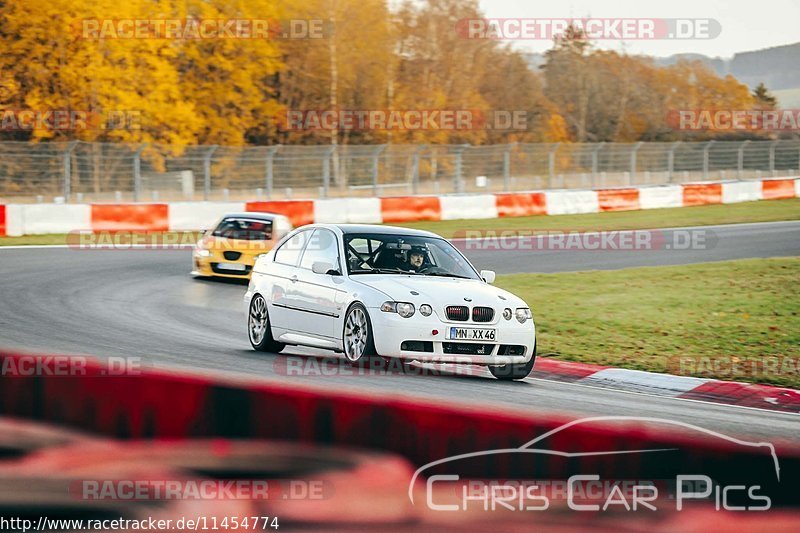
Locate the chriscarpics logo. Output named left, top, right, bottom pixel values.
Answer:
left=409, top=416, right=779, bottom=513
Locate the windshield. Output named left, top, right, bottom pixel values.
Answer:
left=212, top=218, right=273, bottom=241
left=344, top=233, right=479, bottom=280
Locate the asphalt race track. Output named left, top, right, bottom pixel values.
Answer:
left=0, top=221, right=798, bottom=441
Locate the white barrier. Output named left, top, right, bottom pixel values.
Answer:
left=313, top=198, right=382, bottom=224
left=6, top=204, right=91, bottom=236
left=168, top=202, right=245, bottom=231
left=439, top=195, right=498, bottom=220
left=722, top=181, right=762, bottom=204
left=638, top=185, right=683, bottom=210
left=544, top=190, right=599, bottom=215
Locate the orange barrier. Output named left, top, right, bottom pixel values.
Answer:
left=0, top=204, right=5, bottom=236
left=681, top=183, right=723, bottom=206
left=495, top=192, right=547, bottom=217
left=762, top=178, right=796, bottom=200
left=246, top=200, right=314, bottom=227
left=380, top=196, right=441, bottom=223
left=597, top=188, right=640, bottom=212
left=91, top=204, right=169, bottom=232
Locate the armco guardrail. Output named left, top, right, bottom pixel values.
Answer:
left=1, top=140, right=799, bottom=203
left=1, top=350, right=798, bottom=509
left=0, top=177, right=797, bottom=236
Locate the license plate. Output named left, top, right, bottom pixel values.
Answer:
left=217, top=262, right=247, bottom=271
left=448, top=327, right=496, bottom=341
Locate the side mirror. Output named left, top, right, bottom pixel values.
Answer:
left=312, top=261, right=339, bottom=275
left=480, top=269, right=496, bottom=284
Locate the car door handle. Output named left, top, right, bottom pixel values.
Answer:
left=290, top=275, right=298, bottom=283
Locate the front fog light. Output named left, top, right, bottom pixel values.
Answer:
left=515, top=308, right=532, bottom=323
left=420, top=304, right=433, bottom=316
left=503, top=308, right=512, bottom=320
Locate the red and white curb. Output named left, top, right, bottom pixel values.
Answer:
left=534, top=358, right=800, bottom=414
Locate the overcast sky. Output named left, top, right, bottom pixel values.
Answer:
left=479, top=0, right=799, bottom=58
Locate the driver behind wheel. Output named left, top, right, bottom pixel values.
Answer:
left=405, top=246, right=428, bottom=272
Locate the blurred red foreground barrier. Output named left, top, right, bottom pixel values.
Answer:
left=1, top=350, right=799, bottom=513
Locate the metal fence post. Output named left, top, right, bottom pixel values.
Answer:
left=668, top=141, right=681, bottom=182
left=265, top=145, right=280, bottom=199
left=591, top=142, right=604, bottom=187
left=703, top=141, right=715, bottom=180
left=62, top=141, right=78, bottom=202
left=548, top=143, right=560, bottom=188
left=630, top=142, right=643, bottom=185
left=769, top=140, right=779, bottom=174
left=322, top=146, right=337, bottom=198
left=453, top=144, right=469, bottom=193
left=132, top=143, right=147, bottom=202
left=737, top=140, right=750, bottom=179
left=411, top=145, right=425, bottom=194
left=203, top=145, right=218, bottom=201
left=503, top=143, right=516, bottom=192
left=372, top=144, right=387, bottom=196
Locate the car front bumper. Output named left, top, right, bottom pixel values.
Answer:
left=366, top=307, right=536, bottom=366
left=192, top=251, right=256, bottom=279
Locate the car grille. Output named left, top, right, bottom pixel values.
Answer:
left=498, top=345, right=526, bottom=356
left=443, top=343, right=494, bottom=355
left=472, top=306, right=494, bottom=322
left=210, top=263, right=251, bottom=276
left=223, top=251, right=242, bottom=261
left=445, top=306, right=469, bottom=321
left=401, top=341, right=434, bottom=353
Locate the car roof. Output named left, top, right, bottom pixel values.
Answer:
left=330, top=224, right=440, bottom=238
left=217, top=212, right=287, bottom=221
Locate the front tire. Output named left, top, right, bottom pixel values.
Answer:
left=248, top=294, right=285, bottom=353
left=489, top=343, right=536, bottom=381
left=342, top=303, right=378, bottom=366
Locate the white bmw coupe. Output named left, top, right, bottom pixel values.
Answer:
left=244, top=224, right=536, bottom=380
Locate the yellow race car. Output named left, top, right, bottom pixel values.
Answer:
left=192, top=212, right=293, bottom=279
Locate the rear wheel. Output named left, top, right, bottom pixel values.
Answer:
left=342, top=303, right=379, bottom=366
left=489, top=343, right=536, bottom=381
left=248, top=294, right=285, bottom=353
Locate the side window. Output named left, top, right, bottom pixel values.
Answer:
left=273, top=229, right=311, bottom=266
left=300, top=229, right=340, bottom=271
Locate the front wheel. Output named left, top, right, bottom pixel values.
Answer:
left=248, top=294, right=285, bottom=353
left=342, top=303, right=378, bottom=366
left=489, top=344, right=536, bottom=381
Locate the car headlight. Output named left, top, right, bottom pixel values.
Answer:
left=515, top=307, right=532, bottom=323
left=503, top=308, right=512, bottom=320
left=419, top=304, right=433, bottom=316
left=381, top=301, right=415, bottom=318
left=195, top=248, right=211, bottom=257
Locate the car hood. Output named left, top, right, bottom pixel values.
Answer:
left=352, top=274, right=527, bottom=308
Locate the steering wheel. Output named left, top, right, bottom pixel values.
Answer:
left=417, top=265, right=445, bottom=275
